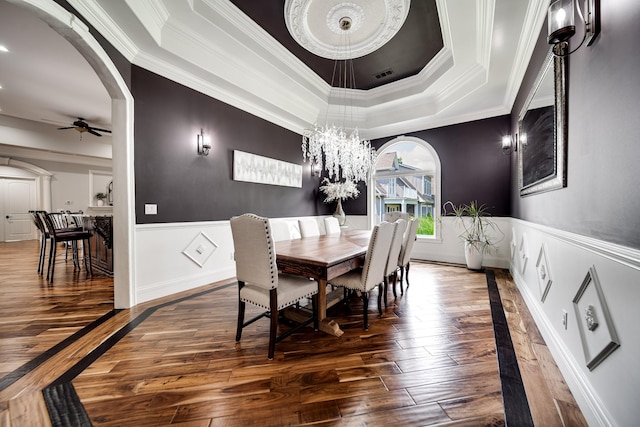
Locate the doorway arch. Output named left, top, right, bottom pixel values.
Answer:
left=14, top=0, right=136, bottom=308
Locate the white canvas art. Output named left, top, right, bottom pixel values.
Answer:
left=233, top=150, right=302, bottom=188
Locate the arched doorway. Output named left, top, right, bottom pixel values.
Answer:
left=13, top=0, right=135, bottom=308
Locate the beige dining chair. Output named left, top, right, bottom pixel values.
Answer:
left=298, top=218, right=320, bottom=237
left=328, top=221, right=395, bottom=330
left=270, top=220, right=293, bottom=242
left=398, top=217, right=420, bottom=294
left=324, top=217, right=341, bottom=235
left=230, top=213, right=319, bottom=360
left=383, top=218, right=407, bottom=306
left=384, top=212, right=410, bottom=223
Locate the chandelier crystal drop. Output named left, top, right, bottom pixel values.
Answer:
left=301, top=15, right=376, bottom=184
left=302, top=123, right=375, bottom=183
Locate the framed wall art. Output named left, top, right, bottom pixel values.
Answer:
left=233, top=150, right=302, bottom=188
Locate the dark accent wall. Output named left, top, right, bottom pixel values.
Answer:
left=511, top=3, right=640, bottom=249
left=364, top=116, right=512, bottom=217
left=132, top=66, right=330, bottom=224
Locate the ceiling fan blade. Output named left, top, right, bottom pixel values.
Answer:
left=89, top=127, right=112, bottom=133
left=88, top=129, right=102, bottom=137
left=57, top=126, right=75, bottom=130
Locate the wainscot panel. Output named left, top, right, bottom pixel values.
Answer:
left=510, top=219, right=640, bottom=427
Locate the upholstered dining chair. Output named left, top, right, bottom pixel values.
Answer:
left=298, top=218, right=320, bottom=238
left=324, top=217, right=341, bottom=235
left=383, top=219, right=407, bottom=306
left=398, top=217, right=420, bottom=294
left=270, top=220, right=293, bottom=242
left=328, top=221, right=395, bottom=330
left=230, top=213, right=319, bottom=360
left=384, top=212, right=410, bottom=223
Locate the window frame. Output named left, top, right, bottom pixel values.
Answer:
left=369, top=136, right=442, bottom=240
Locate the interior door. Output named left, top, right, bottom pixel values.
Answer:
left=1, top=178, right=37, bottom=242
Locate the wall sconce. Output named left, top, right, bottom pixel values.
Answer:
left=548, top=0, right=600, bottom=48
left=197, top=128, right=211, bottom=156
left=311, top=160, right=321, bottom=177
left=501, top=135, right=513, bottom=154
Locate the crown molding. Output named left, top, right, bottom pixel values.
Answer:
left=68, top=0, right=541, bottom=139
left=123, top=0, right=169, bottom=46
left=67, top=0, right=140, bottom=61
left=503, top=0, right=549, bottom=110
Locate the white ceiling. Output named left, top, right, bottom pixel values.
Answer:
left=0, top=0, right=548, bottom=162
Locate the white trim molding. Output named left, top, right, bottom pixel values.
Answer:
left=510, top=219, right=640, bottom=427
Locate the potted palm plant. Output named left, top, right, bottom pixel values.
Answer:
left=444, top=200, right=501, bottom=270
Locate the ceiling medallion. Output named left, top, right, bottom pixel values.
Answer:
left=285, top=0, right=411, bottom=60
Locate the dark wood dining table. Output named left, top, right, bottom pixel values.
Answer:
left=275, top=229, right=371, bottom=337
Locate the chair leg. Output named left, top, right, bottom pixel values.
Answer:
left=392, top=271, right=398, bottom=298
left=48, top=240, right=58, bottom=283
left=382, top=277, right=388, bottom=308
left=236, top=281, right=246, bottom=342
left=362, top=291, right=369, bottom=331
left=38, top=235, right=47, bottom=275
left=343, top=288, right=352, bottom=312
left=236, top=300, right=246, bottom=342
left=268, top=289, right=278, bottom=360
left=399, top=266, right=405, bottom=295
left=405, top=262, right=411, bottom=291
left=377, top=283, right=383, bottom=316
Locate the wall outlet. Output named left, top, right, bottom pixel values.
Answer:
left=144, top=204, right=157, bottom=215
left=562, top=309, right=568, bottom=330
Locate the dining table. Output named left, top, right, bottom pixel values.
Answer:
left=275, top=229, right=371, bottom=337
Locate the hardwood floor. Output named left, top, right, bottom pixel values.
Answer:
left=0, top=240, right=587, bottom=426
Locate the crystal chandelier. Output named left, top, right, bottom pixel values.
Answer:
left=301, top=16, right=376, bottom=184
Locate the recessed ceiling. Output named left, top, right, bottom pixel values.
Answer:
left=0, top=0, right=548, bottom=153
left=230, top=0, right=443, bottom=90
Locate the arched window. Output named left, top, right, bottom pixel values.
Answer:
left=370, top=137, right=441, bottom=238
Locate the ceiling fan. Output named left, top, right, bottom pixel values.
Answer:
left=57, top=117, right=112, bottom=138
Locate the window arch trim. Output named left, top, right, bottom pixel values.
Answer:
left=369, top=136, right=442, bottom=240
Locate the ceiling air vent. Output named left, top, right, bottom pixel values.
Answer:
left=374, top=68, right=394, bottom=79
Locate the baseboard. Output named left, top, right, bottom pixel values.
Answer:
left=510, top=267, right=614, bottom=427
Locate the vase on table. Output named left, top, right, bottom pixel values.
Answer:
left=333, top=199, right=346, bottom=226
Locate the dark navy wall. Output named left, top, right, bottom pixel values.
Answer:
left=362, top=116, right=512, bottom=217
left=132, top=67, right=330, bottom=224
left=132, top=64, right=512, bottom=223
left=511, top=4, right=640, bottom=249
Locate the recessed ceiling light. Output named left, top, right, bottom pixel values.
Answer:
left=0, top=45, right=9, bottom=53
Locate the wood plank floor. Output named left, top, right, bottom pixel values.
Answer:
left=0, top=240, right=587, bottom=426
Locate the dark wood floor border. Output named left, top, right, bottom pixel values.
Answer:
left=0, top=309, right=121, bottom=392
left=41, top=282, right=235, bottom=425
left=485, top=269, right=534, bottom=427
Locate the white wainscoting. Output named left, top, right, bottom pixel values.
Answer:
left=510, top=219, right=640, bottom=427
left=133, top=215, right=361, bottom=304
